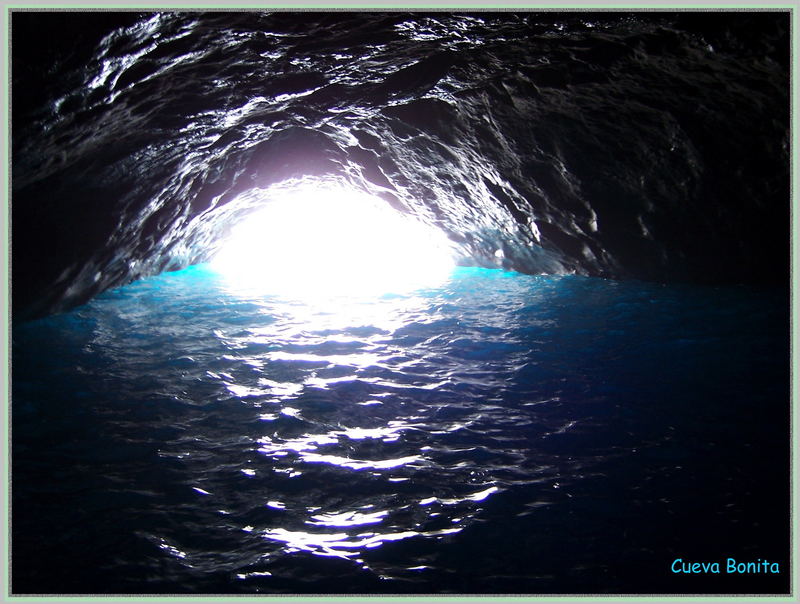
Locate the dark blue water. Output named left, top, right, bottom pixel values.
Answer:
left=11, top=266, right=789, bottom=594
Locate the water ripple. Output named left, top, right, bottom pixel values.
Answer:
left=11, top=265, right=789, bottom=593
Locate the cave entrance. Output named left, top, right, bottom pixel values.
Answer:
left=209, top=184, right=455, bottom=299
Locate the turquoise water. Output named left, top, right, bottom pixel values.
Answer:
left=11, top=265, right=789, bottom=594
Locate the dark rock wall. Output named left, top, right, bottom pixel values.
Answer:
left=11, top=11, right=790, bottom=320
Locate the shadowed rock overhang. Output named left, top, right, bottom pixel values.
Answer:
left=11, top=11, right=790, bottom=320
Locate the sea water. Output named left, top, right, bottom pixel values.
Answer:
left=11, top=266, right=789, bottom=594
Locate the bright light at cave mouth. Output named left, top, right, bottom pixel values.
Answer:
left=210, top=186, right=456, bottom=299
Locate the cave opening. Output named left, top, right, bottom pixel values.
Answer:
left=207, top=181, right=457, bottom=299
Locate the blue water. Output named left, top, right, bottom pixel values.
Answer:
left=11, top=266, right=789, bottom=594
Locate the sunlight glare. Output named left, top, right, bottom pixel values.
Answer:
left=210, top=186, right=455, bottom=298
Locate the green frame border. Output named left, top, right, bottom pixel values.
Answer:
left=1, top=0, right=7, bottom=602
left=1, top=1, right=799, bottom=8
left=1, top=2, right=796, bottom=603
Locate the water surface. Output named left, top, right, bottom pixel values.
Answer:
left=12, top=266, right=789, bottom=594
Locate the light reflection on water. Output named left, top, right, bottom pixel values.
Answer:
left=11, top=264, right=788, bottom=593
left=68, top=265, right=524, bottom=574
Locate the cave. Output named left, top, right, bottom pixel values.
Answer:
left=9, top=10, right=791, bottom=596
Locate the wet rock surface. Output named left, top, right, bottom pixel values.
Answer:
left=11, top=11, right=790, bottom=319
